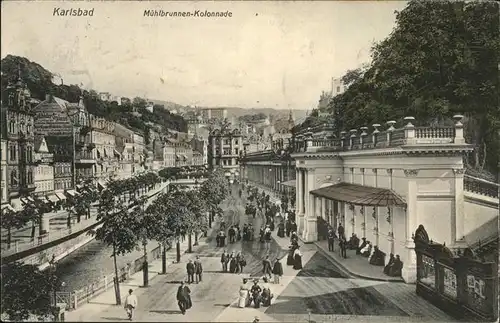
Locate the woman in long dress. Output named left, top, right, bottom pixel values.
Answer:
left=238, top=278, right=250, bottom=308
left=287, top=246, right=295, bottom=266
left=293, top=247, right=303, bottom=270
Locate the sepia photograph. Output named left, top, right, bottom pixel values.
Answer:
left=0, top=1, right=499, bottom=322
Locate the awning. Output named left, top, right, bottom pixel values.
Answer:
left=55, top=192, right=67, bottom=201
left=76, top=184, right=83, bottom=190
left=310, top=182, right=406, bottom=207
left=97, top=181, right=107, bottom=189
left=182, top=155, right=187, bottom=161
left=66, top=190, right=78, bottom=197
left=175, top=154, right=181, bottom=160
left=20, top=197, right=31, bottom=205
left=114, top=149, right=121, bottom=157
left=280, top=179, right=296, bottom=188
left=46, top=194, right=59, bottom=203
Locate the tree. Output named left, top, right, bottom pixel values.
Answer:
left=2, top=262, right=61, bottom=321
left=185, top=190, right=209, bottom=252
left=199, top=169, right=229, bottom=228
left=327, top=1, right=499, bottom=177
left=90, top=179, right=142, bottom=305
left=1, top=208, right=25, bottom=249
left=147, top=191, right=192, bottom=263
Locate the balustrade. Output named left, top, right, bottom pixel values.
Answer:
left=293, top=115, right=465, bottom=153
left=464, top=175, right=499, bottom=199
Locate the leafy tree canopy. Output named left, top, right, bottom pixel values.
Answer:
left=2, top=262, right=61, bottom=321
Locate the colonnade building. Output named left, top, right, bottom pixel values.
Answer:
left=241, top=116, right=499, bottom=284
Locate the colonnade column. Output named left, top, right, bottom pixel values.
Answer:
left=303, top=167, right=317, bottom=242
left=403, top=168, right=419, bottom=284
left=296, top=168, right=305, bottom=235
left=453, top=168, right=466, bottom=246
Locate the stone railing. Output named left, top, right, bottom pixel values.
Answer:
left=464, top=175, right=499, bottom=199
left=293, top=115, right=466, bottom=153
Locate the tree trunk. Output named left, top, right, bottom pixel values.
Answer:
left=112, top=243, right=121, bottom=305
left=162, top=243, right=167, bottom=274
left=176, top=238, right=181, bottom=263
left=31, top=221, right=36, bottom=241
left=7, top=228, right=11, bottom=249
left=38, top=214, right=44, bottom=236
left=142, top=242, right=149, bottom=287
left=188, top=233, right=192, bottom=253
left=77, top=212, right=81, bottom=223
left=194, top=231, right=199, bottom=246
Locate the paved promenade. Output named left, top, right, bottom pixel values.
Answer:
left=63, top=187, right=455, bottom=322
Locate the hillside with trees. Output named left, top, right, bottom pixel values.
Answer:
left=0, top=55, right=187, bottom=135
left=297, top=1, right=499, bottom=179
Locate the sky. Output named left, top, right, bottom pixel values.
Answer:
left=1, top=1, right=407, bottom=111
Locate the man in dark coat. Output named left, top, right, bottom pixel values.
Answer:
left=186, top=259, right=195, bottom=283
left=337, top=224, right=345, bottom=241
left=262, top=255, right=272, bottom=279
left=291, top=221, right=297, bottom=234
left=272, top=258, right=283, bottom=284
left=339, top=236, right=347, bottom=259
left=221, top=250, right=229, bottom=272
left=194, top=256, right=203, bottom=283
left=228, top=226, right=236, bottom=243
left=327, top=228, right=336, bottom=252
left=250, top=280, right=262, bottom=308
left=176, top=282, right=192, bottom=315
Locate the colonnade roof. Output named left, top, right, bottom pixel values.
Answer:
left=310, top=182, right=406, bottom=207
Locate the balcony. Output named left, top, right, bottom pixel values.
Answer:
left=75, top=152, right=95, bottom=164
left=293, top=115, right=467, bottom=154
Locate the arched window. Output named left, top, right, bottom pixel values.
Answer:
left=9, top=120, right=15, bottom=134
left=10, top=169, right=18, bottom=185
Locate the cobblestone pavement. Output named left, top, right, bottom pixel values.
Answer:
left=76, top=187, right=454, bottom=322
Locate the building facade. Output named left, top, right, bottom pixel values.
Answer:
left=1, top=74, right=37, bottom=210
left=33, top=136, right=54, bottom=196
left=132, top=132, right=145, bottom=174
left=208, top=128, right=243, bottom=181
left=243, top=116, right=500, bottom=285
left=1, top=139, right=8, bottom=206
left=90, top=116, right=119, bottom=186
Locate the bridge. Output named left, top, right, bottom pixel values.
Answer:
left=1, top=178, right=206, bottom=267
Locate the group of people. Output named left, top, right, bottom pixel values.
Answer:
left=238, top=277, right=275, bottom=309
left=259, top=224, right=273, bottom=249
left=286, top=232, right=303, bottom=270
left=261, top=255, right=284, bottom=283
left=327, top=225, right=403, bottom=277
left=220, top=250, right=247, bottom=273
left=185, top=256, right=203, bottom=284
left=242, top=223, right=255, bottom=241
left=228, top=225, right=242, bottom=243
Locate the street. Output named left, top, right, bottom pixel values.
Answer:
left=78, top=187, right=454, bottom=322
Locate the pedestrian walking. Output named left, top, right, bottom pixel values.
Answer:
left=186, top=259, right=195, bottom=283
left=124, top=289, right=138, bottom=321
left=339, top=236, right=347, bottom=258
left=262, top=255, right=272, bottom=279
left=176, top=282, right=192, bottom=315
left=194, top=256, right=203, bottom=283
left=221, top=250, right=230, bottom=272
left=272, top=258, right=283, bottom=284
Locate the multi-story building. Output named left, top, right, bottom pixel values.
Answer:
left=1, top=73, right=37, bottom=210
left=1, top=139, right=8, bottom=207
left=193, top=151, right=204, bottom=166
left=191, top=137, right=208, bottom=165
left=34, top=95, right=93, bottom=186
left=132, top=132, right=145, bottom=174
left=201, top=108, right=227, bottom=121
left=113, top=123, right=134, bottom=180
left=208, top=128, right=243, bottom=180
left=33, top=135, right=54, bottom=197
left=89, top=116, right=119, bottom=187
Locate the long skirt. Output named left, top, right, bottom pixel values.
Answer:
left=293, top=254, right=303, bottom=270
left=238, top=290, right=249, bottom=308
left=277, top=227, right=285, bottom=237
left=286, top=253, right=294, bottom=266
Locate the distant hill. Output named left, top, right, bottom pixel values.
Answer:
left=151, top=99, right=309, bottom=125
